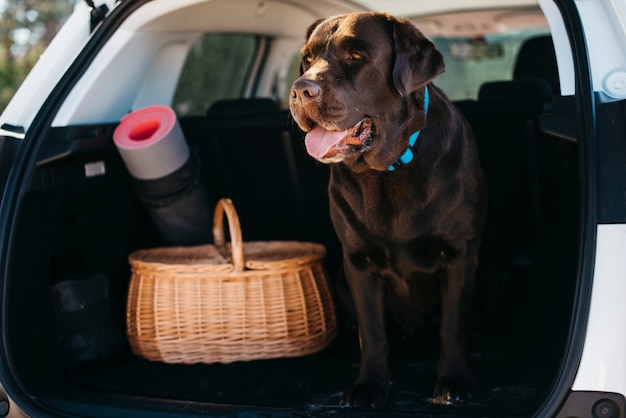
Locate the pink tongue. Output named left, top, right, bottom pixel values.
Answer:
left=305, top=126, right=348, bottom=158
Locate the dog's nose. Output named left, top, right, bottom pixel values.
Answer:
left=291, top=79, right=321, bottom=101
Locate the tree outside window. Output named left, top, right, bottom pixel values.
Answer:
left=0, top=0, right=75, bottom=113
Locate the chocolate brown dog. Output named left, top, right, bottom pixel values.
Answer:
left=289, top=12, right=487, bottom=407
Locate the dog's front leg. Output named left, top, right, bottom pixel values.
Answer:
left=341, top=258, right=389, bottom=407
left=434, top=242, right=480, bottom=404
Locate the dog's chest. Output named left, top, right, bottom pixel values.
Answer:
left=331, top=169, right=427, bottom=236
left=330, top=168, right=457, bottom=274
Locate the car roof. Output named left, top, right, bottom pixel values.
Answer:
left=128, top=0, right=546, bottom=40
left=352, top=0, right=538, bottom=16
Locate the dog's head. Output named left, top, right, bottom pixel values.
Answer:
left=289, top=12, right=444, bottom=171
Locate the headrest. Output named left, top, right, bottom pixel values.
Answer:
left=207, top=98, right=280, bottom=119
left=513, top=35, right=560, bottom=94
left=479, top=79, right=553, bottom=103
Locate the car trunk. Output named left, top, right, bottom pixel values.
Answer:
left=2, top=76, right=580, bottom=416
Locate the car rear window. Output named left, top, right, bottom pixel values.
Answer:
left=432, top=28, right=551, bottom=101
left=173, top=33, right=258, bottom=116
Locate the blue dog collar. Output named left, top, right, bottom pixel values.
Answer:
left=387, top=86, right=430, bottom=171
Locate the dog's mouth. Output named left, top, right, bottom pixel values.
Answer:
left=304, top=118, right=374, bottom=159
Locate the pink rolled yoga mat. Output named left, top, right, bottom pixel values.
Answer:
left=113, top=105, right=190, bottom=180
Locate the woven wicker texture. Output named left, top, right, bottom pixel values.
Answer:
left=126, top=198, right=338, bottom=364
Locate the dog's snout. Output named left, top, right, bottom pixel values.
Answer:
left=291, top=78, right=322, bottom=101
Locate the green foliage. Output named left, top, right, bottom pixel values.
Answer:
left=0, top=0, right=75, bottom=113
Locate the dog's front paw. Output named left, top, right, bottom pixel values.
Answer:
left=341, top=380, right=389, bottom=407
left=432, top=374, right=478, bottom=405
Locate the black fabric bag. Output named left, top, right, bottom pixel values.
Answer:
left=131, top=153, right=213, bottom=246
left=50, top=273, right=124, bottom=364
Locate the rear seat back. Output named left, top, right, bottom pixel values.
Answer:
left=455, top=35, right=574, bottom=271
left=513, top=35, right=560, bottom=95
left=180, top=98, right=335, bottom=253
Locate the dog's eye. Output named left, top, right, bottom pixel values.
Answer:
left=349, top=52, right=364, bottom=61
left=303, top=54, right=313, bottom=64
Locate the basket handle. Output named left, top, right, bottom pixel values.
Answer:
left=212, top=198, right=245, bottom=272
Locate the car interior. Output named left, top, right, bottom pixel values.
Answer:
left=3, top=0, right=581, bottom=416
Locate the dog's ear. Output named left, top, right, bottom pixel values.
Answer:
left=306, top=18, right=325, bottom=40
left=390, top=16, right=445, bottom=97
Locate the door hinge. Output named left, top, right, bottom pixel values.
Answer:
left=84, top=0, right=110, bottom=32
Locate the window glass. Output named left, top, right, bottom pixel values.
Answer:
left=432, top=28, right=551, bottom=101
left=173, top=34, right=257, bottom=116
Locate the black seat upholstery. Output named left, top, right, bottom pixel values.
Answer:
left=206, top=97, right=283, bottom=127
left=456, top=35, right=566, bottom=273
left=180, top=98, right=335, bottom=256
left=513, top=35, right=560, bottom=95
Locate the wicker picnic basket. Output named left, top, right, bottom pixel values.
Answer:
left=125, top=198, right=338, bottom=364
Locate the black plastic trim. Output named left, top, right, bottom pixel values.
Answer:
left=595, top=95, right=626, bottom=223
left=541, top=95, right=578, bottom=142
left=556, top=391, right=625, bottom=418
left=533, top=0, right=598, bottom=417
left=0, top=124, right=25, bottom=136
